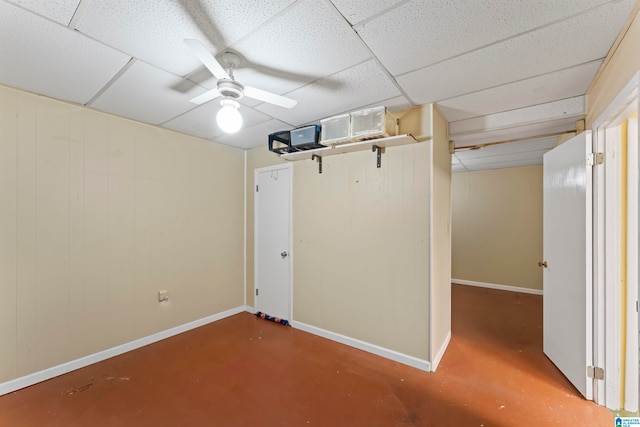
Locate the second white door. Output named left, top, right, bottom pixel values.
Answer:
left=255, top=164, right=292, bottom=320
left=542, top=131, right=593, bottom=399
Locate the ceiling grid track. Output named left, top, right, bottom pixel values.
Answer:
left=68, top=0, right=91, bottom=30
left=85, top=58, right=137, bottom=107
left=1, top=0, right=635, bottom=169
left=325, top=0, right=416, bottom=107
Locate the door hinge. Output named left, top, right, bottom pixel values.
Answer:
left=587, top=366, right=605, bottom=380
left=256, top=185, right=258, bottom=192
left=587, top=152, right=604, bottom=166
left=255, top=289, right=258, bottom=296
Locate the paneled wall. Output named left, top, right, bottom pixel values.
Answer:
left=292, top=141, right=431, bottom=359
left=0, top=86, right=244, bottom=383
left=451, top=165, right=543, bottom=291
left=247, top=105, right=451, bottom=363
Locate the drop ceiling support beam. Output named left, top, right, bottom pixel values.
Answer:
left=449, top=96, right=585, bottom=136
left=454, top=129, right=576, bottom=151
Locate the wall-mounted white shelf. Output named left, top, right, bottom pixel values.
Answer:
left=280, top=134, right=418, bottom=161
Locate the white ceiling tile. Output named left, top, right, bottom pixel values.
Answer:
left=330, top=0, right=405, bottom=25
left=5, top=0, right=81, bottom=25
left=450, top=97, right=585, bottom=135
left=0, top=2, right=131, bottom=105
left=89, top=61, right=204, bottom=125
left=162, top=102, right=273, bottom=142
left=358, top=0, right=618, bottom=76
left=76, top=0, right=204, bottom=76
left=438, top=61, right=602, bottom=122
left=255, top=60, right=401, bottom=126
left=358, top=96, right=413, bottom=115
left=397, top=0, right=636, bottom=104
left=231, top=0, right=371, bottom=84
left=213, top=119, right=293, bottom=150
left=181, top=0, right=297, bottom=47
left=76, top=0, right=296, bottom=76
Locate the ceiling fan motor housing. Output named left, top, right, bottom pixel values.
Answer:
left=218, top=79, right=244, bottom=99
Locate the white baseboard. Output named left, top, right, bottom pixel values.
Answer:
left=452, top=279, right=543, bottom=296
left=291, top=321, right=431, bottom=372
left=243, top=305, right=255, bottom=313
left=430, top=330, right=451, bottom=372
left=0, top=305, right=246, bottom=396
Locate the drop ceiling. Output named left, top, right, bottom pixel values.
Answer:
left=0, top=0, right=636, bottom=170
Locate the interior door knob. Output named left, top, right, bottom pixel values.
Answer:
left=281, top=251, right=288, bottom=259
left=538, top=261, right=548, bottom=268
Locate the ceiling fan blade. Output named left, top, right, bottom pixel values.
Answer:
left=189, top=88, right=221, bottom=105
left=184, top=39, right=230, bottom=80
left=244, top=86, right=297, bottom=109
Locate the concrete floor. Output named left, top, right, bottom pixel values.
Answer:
left=0, top=284, right=613, bottom=426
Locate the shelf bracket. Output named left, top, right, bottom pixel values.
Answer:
left=311, top=154, right=322, bottom=174
left=372, top=145, right=383, bottom=168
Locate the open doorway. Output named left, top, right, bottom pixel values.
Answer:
left=451, top=73, right=639, bottom=412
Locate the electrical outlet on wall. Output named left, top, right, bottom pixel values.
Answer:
left=158, top=290, right=169, bottom=303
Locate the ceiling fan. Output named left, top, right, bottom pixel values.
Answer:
left=184, top=39, right=297, bottom=133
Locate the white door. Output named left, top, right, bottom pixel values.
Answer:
left=542, top=131, right=593, bottom=399
left=254, top=164, right=292, bottom=320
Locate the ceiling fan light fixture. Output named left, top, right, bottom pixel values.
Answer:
left=216, top=98, right=242, bottom=134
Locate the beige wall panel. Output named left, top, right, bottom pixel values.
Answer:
left=452, top=165, right=543, bottom=290
left=158, top=134, right=244, bottom=325
left=107, top=119, right=137, bottom=177
left=132, top=175, right=156, bottom=336
left=81, top=110, right=116, bottom=353
left=15, top=92, right=38, bottom=376
left=107, top=173, right=138, bottom=342
left=83, top=171, right=113, bottom=353
left=84, top=110, right=110, bottom=175
left=293, top=141, right=431, bottom=360
left=586, top=7, right=640, bottom=127
left=68, top=108, right=87, bottom=360
left=0, top=86, right=18, bottom=382
left=246, top=146, right=286, bottom=307
left=430, top=106, right=452, bottom=361
left=1, top=86, right=245, bottom=384
left=34, top=98, right=71, bottom=370
left=202, top=142, right=245, bottom=312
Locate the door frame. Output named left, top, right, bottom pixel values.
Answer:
left=591, top=72, right=640, bottom=410
left=253, top=163, right=294, bottom=321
